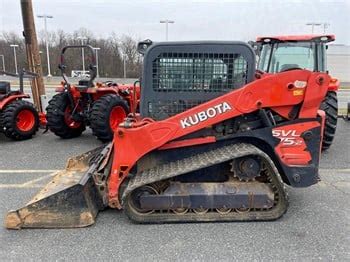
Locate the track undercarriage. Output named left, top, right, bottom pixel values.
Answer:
left=122, top=143, right=288, bottom=223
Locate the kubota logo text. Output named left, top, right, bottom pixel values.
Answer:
left=180, top=102, right=232, bottom=128
left=272, top=129, right=303, bottom=146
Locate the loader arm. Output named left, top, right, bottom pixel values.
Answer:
left=108, top=70, right=330, bottom=208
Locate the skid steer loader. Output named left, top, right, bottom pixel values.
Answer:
left=5, top=41, right=330, bottom=228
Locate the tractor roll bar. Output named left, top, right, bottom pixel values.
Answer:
left=58, top=45, right=97, bottom=87
left=0, top=69, right=38, bottom=93
left=0, top=69, right=38, bottom=78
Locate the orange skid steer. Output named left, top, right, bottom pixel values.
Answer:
left=5, top=41, right=330, bottom=228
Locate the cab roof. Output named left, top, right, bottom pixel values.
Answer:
left=256, top=34, right=335, bottom=43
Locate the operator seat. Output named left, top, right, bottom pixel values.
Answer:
left=279, top=64, right=301, bottom=72
left=0, top=81, right=11, bottom=101
left=210, top=77, right=224, bottom=91
left=75, top=79, right=92, bottom=91
left=0, top=81, right=11, bottom=94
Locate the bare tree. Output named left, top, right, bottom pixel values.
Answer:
left=0, top=28, right=143, bottom=78
left=0, top=31, right=27, bottom=73
left=118, top=35, right=142, bottom=78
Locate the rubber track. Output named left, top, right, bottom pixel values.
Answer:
left=122, top=143, right=288, bottom=223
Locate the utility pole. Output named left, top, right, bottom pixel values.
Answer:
left=323, top=23, right=330, bottom=33
left=20, top=0, right=45, bottom=112
left=37, top=14, right=53, bottom=77
left=77, top=36, right=87, bottom=72
left=305, top=22, right=322, bottom=33
left=0, top=55, right=5, bottom=72
left=10, top=44, right=19, bottom=75
left=160, top=19, right=175, bottom=41
left=93, top=47, right=100, bottom=78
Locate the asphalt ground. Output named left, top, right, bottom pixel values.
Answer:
left=0, top=120, right=349, bottom=261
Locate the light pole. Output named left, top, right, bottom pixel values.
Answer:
left=322, top=23, right=330, bottom=33
left=37, top=14, right=53, bottom=77
left=160, top=19, right=175, bottom=41
left=0, top=55, right=5, bottom=72
left=10, top=44, right=19, bottom=75
left=123, top=54, right=127, bottom=78
left=93, top=47, right=100, bottom=78
left=305, top=22, right=322, bottom=33
left=77, top=36, right=87, bottom=72
left=39, top=50, right=43, bottom=67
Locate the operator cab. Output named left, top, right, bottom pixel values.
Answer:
left=256, top=35, right=335, bottom=73
left=140, top=41, right=256, bottom=120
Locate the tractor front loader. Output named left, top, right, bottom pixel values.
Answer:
left=5, top=41, right=330, bottom=229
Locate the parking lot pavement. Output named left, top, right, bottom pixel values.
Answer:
left=0, top=120, right=349, bottom=261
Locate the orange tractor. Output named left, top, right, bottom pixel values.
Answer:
left=6, top=40, right=332, bottom=228
left=46, top=45, right=140, bottom=141
left=253, top=34, right=339, bottom=150
left=0, top=70, right=40, bottom=140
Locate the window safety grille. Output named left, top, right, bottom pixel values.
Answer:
left=148, top=100, right=205, bottom=120
left=152, top=52, right=248, bottom=92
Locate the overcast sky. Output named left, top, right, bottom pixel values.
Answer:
left=1, top=0, right=349, bottom=44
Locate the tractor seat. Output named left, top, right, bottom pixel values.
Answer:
left=279, top=64, right=300, bottom=72
left=76, top=80, right=91, bottom=91
left=75, top=85, right=89, bottom=91
left=210, top=78, right=224, bottom=91
left=0, top=81, right=11, bottom=94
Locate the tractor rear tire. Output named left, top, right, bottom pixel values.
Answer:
left=90, top=94, right=129, bottom=142
left=46, top=93, right=86, bottom=139
left=0, top=100, right=39, bottom=140
left=320, top=91, right=338, bottom=151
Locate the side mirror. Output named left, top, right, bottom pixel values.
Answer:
left=248, top=41, right=261, bottom=56
left=137, top=39, right=153, bottom=55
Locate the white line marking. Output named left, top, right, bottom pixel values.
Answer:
left=0, top=173, right=57, bottom=189
left=0, top=170, right=59, bottom=174
left=21, top=172, right=58, bottom=186
left=0, top=185, right=43, bottom=189
left=320, top=168, right=350, bottom=173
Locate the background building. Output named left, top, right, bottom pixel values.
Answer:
left=328, top=45, right=350, bottom=83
